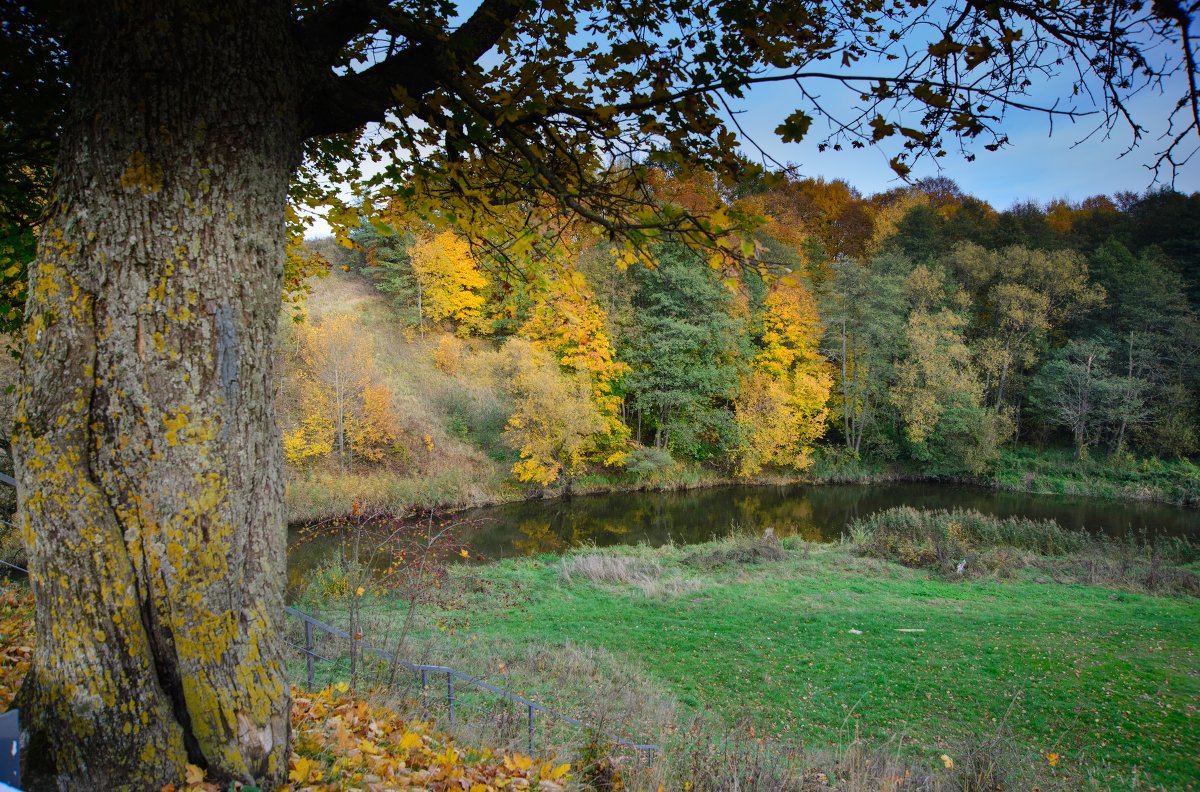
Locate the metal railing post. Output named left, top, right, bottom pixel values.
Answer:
left=527, top=703, right=535, bottom=753
left=304, top=620, right=315, bottom=690
left=279, top=606, right=657, bottom=761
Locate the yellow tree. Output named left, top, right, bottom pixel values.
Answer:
left=890, top=308, right=980, bottom=445
left=409, top=231, right=488, bottom=334
left=889, top=307, right=1013, bottom=472
left=284, top=314, right=400, bottom=472
left=736, top=275, right=833, bottom=476
left=519, top=264, right=630, bottom=466
left=499, top=338, right=608, bottom=487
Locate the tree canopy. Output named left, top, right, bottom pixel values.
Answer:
left=8, top=0, right=1199, bottom=267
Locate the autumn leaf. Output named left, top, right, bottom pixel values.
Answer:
left=775, top=110, right=813, bottom=143
left=288, top=755, right=322, bottom=784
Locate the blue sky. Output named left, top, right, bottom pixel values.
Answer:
left=724, top=71, right=1198, bottom=207
left=305, top=10, right=1198, bottom=237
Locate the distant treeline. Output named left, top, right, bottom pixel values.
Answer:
left=302, top=175, right=1199, bottom=485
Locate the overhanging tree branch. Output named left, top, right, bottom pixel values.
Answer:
left=302, top=0, right=532, bottom=136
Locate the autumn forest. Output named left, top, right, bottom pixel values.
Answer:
left=283, top=172, right=1200, bottom=507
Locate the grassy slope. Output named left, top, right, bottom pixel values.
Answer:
left=424, top=541, right=1199, bottom=787
left=281, top=270, right=521, bottom=522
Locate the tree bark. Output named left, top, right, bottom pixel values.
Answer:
left=14, top=2, right=300, bottom=788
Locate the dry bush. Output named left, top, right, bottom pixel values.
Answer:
left=431, top=332, right=466, bottom=374
left=558, top=554, right=663, bottom=586
left=352, top=637, right=678, bottom=770
left=1032, top=549, right=1200, bottom=596
left=683, top=528, right=788, bottom=569
left=668, top=724, right=804, bottom=791
left=835, top=738, right=936, bottom=792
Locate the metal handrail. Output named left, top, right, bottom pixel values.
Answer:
left=284, top=605, right=658, bottom=762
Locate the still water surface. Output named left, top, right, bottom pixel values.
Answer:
left=286, top=482, right=1197, bottom=592
left=455, top=482, right=1198, bottom=560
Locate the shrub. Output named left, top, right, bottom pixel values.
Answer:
left=625, top=446, right=676, bottom=479
left=848, top=507, right=1084, bottom=572
left=847, top=507, right=1200, bottom=594
left=683, top=528, right=787, bottom=569
left=671, top=724, right=800, bottom=791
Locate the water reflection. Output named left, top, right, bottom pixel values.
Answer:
left=457, top=482, right=1198, bottom=559
left=288, top=482, right=1198, bottom=578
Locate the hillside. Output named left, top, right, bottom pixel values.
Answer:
left=279, top=269, right=522, bottom=523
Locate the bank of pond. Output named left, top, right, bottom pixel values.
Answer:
left=288, top=480, right=1199, bottom=578
left=286, top=500, right=1200, bottom=789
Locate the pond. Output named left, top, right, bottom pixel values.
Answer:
left=455, top=482, right=1198, bottom=559
left=287, top=481, right=1198, bottom=584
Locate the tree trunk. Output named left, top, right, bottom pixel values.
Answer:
left=335, top=370, right=347, bottom=474
left=14, top=3, right=300, bottom=788
left=417, top=280, right=425, bottom=336
left=994, top=341, right=1012, bottom=411
left=840, top=318, right=853, bottom=451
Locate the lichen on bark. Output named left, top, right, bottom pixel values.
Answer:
left=14, top=2, right=301, bottom=788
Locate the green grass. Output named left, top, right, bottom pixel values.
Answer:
left=392, top=539, right=1200, bottom=787
left=991, top=447, right=1200, bottom=506
left=807, top=446, right=1200, bottom=507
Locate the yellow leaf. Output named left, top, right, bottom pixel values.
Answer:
left=356, top=586, right=366, bottom=597
left=184, top=764, right=204, bottom=785
left=289, top=755, right=322, bottom=784
left=399, top=731, right=423, bottom=750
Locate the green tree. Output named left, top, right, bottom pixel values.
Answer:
left=1089, top=240, right=1200, bottom=454
left=1127, top=190, right=1200, bottom=304
left=1029, top=338, right=1112, bottom=458
left=890, top=307, right=1012, bottom=472
left=818, top=253, right=908, bottom=456
left=11, top=0, right=1195, bottom=787
left=357, top=224, right=421, bottom=326
left=623, top=244, right=747, bottom=460
left=0, top=5, right=66, bottom=338
left=945, top=242, right=1105, bottom=410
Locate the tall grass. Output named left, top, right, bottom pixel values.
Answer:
left=991, top=447, right=1200, bottom=506
left=847, top=506, right=1199, bottom=595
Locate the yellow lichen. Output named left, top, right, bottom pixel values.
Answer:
left=119, top=152, right=164, bottom=195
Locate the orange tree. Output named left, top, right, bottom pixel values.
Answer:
left=8, top=0, right=1198, bottom=788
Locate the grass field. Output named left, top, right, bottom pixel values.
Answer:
left=313, top=535, right=1200, bottom=789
